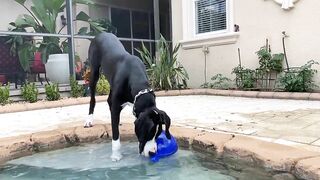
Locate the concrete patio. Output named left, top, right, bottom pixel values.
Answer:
left=1, top=93, right=320, bottom=153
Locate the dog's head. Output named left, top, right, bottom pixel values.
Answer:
left=134, top=108, right=171, bottom=157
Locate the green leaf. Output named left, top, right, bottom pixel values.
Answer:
left=31, top=0, right=57, bottom=33
left=78, top=27, right=88, bottom=35
left=18, top=44, right=32, bottom=71
left=61, top=41, right=69, bottom=53
left=76, top=11, right=91, bottom=21
left=43, top=0, right=64, bottom=14
left=14, top=0, right=26, bottom=5
left=74, top=0, right=95, bottom=5
left=23, top=14, right=38, bottom=28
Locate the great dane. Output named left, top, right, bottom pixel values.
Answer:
left=85, top=32, right=171, bottom=161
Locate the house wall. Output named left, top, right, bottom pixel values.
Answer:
left=172, top=0, right=320, bottom=88
left=0, top=0, right=66, bottom=33
left=0, top=0, right=31, bottom=31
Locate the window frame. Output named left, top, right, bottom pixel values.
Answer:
left=182, top=0, right=234, bottom=40
left=194, top=0, right=229, bottom=36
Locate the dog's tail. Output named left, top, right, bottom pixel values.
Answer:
left=88, top=39, right=101, bottom=115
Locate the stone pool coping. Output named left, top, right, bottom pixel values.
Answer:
left=1, top=89, right=320, bottom=114
left=0, top=123, right=320, bottom=180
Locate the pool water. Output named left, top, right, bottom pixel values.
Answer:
left=0, top=142, right=276, bottom=180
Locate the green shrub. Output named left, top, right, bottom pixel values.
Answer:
left=201, top=74, right=234, bottom=90
left=45, top=83, right=60, bottom=101
left=232, top=66, right=256, bottom=89
left=70, top=76, right=84, bottom=98
left=0, top=83, right=10, bottom=105
left=277, top=60, right=319, bottom=92
left=21, top=83, right=38, bottom=103
left=256, top=46, right=284, bottom=73
left=136, top=35, right=189, bottom=90
left=96, top=75, right=110, bottom=95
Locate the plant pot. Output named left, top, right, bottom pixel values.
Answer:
left=45, top=54, right=70, bottom=84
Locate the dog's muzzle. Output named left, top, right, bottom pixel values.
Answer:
left=142, top=139, right=157, bottom=157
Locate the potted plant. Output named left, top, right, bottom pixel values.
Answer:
left=7, top=0, right=106, bottom=83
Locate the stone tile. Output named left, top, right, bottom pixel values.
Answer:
left=299, top=144, right=320, bottom=153
left=25, top=101, right=48, bottom=111
left=95, top=96, right=108, bottom=102
left=244, top=112, right=276, bottom=120
left=295, top=157, right=320, bottom=180
left=164, top=90, right=180, bottom=96
left=311, top=139, right=320, bottom=146
left=256, top=119, right=309, bottom=131
left=290, top=92, right=310, bottom=100
left=257, top=91, right=275, bottom=99
left=57, top=127, right=78, bottom=145
left=192, top=132, right=234, bottom=154
left=223, top=135, right=320, bottom=172
left=299, top=113, right=320, bottom=121
left=0, top=135, right=33, bottom=163
left=280, top=135, right=319, bottom=144
left=253, top=129, right=283, bottom=139
left=65, top=98, right=81, bottom=106
left=229, top=90, right=245, bottom=97
left=31, top=130, right=66, bottom=152
left=155, top=90, right=166, bottom=96
left=241, top=91, right=259, bottom=98
left=272, top=92, right=293, bottom=99
left=170, top=126, right=205, bottom=147
left=0, top=103, right=27, bottom=113
left=75, top=97, right=90, bottom=104
left=309, top=93, right=320, bottom=101
left=118, top=123, right=135, bottom=141
left=192, top=89, right=207, bottom=95
left=206, top=89, right=231, bottom=96
left=214, top=122, right=259, bottom=135
left=74, top=124, right=107, bottom=143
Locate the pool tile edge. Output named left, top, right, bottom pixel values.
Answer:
left=1, top=124, right=320, bottom=180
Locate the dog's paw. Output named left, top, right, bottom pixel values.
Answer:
left=111, top=139, right=122, bottom=161
left=110, top=152, right=123, bottom=162
left=84, top=114, right=94, bottom=128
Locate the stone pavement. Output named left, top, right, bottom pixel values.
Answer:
left=1, top=95, right=320, bottom=151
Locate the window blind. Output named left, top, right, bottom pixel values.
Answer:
left=195, top=0, right=227, bottom=34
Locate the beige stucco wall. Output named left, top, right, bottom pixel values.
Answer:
left=0, top=0, right=67, bottom=33
left=0, top=0, right=32, bottom=31
left=172, top=0, right=320, bottom=88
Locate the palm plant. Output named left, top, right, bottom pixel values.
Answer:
left=136, top=35, right=189, bottom=90
left=7, top=0, right=105, bottom=71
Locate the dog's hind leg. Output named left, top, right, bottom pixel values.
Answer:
left=85, top=40, right=100, bottom=128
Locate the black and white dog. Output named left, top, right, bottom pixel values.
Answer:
left=85, top=32, right=171, bottom=161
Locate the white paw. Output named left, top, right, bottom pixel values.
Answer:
left=84, top=114, right=93, bottom=128
left=111, top=151, right=123, bottom=162
left=111, top=139, right=122, bottom=161
left=143, top=139, right=157, bottom=157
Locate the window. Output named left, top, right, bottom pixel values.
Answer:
left=195, top=0, right=227, bottom=34
left=181, top=0, right=238, bottom=49
left=111, top=8, right=131, bottom=38
left=132, top=11, right=150, bottom=39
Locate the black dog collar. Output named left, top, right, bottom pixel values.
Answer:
left=133, top=88, right=154, bottom=117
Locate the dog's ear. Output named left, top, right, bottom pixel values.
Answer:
left=152, top=109, right=171, bottom=139
left=134, top=114, right=156, bottom=154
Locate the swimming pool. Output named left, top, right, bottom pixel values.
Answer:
left=0, top=141, right=281, bottom=180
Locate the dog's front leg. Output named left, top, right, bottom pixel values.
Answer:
left=109, top=101, right=123, bottom=161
